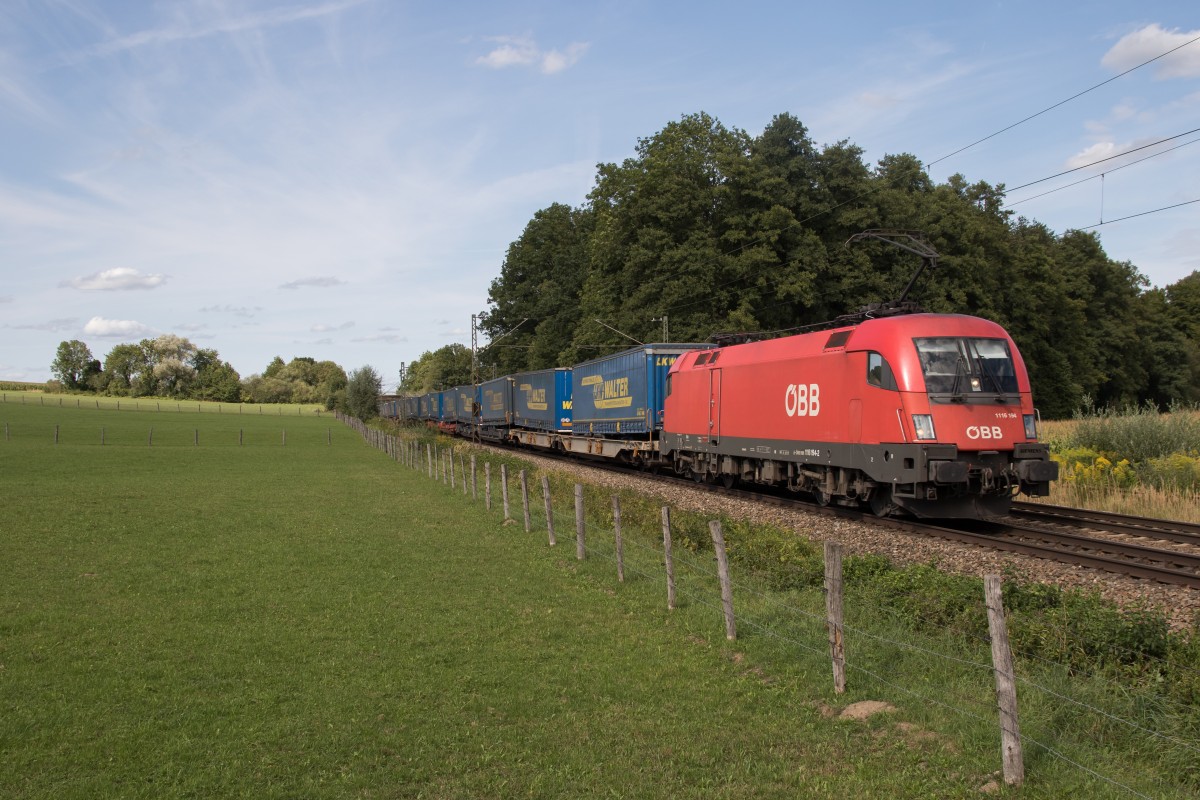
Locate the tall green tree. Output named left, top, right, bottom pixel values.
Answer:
left=51, top=340, right=97, bottom=390
left=401, top=345, right=473, bottom=393
left=101, top=342, right=148, bottom=396
left=480, top=203, right=594, bottom=373
left=577, top=112, right=752, bottom=352
left=345, top=365, right=382, bottom=419
left=191, top=348, right=242, bottom=402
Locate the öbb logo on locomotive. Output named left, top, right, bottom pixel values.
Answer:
left=966, top=426, right=1005, bottom=440
left=784, top=383, right=820, bottom=417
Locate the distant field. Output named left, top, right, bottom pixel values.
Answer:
left=2, top=403, right=1192, bottom=798
left=0, top=390, right=326, bottom=419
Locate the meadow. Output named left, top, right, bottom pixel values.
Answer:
left=1038, top=405, right=1200, bottom=523
left=1, top=397, right=1196, bottom=798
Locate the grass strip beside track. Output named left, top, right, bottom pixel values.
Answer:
left=0, top=405, right=1026, bottom=798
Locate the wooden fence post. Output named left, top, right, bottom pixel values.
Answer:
left=471, top=455, right=478, bottom=500
left=612, top=496, right=625, bottom=583
left=485, top=462, right=492, bottom=511
left=985, top=574, right=1025, bottom=787
left=194, top=429, right=199, bottom=446
left=460, top=454, right=467, bottom=496
left=574, top=484, right=585, bottom=560
left=282, top=429, right=286, bottom=446
left=662, top=507, right=676, bottom=610
left=824, top=541, right=846, bottom=694
left=426, top=444, right=433, bottom=478
left=148, top=427, right=153, bottom=446
left=710, top=520, right=736, bottom=640
left=520, top=470, right=531, bottom=532
left=501, top=465, right=511, bottom=521
left=449, top=450, right=456, bottom=489
left=541, top=476, right=556, bottom=546
left=54, top=424, right=59, bottom=444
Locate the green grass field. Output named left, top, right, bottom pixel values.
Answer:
left=0, top=402, right=1191, bottom=798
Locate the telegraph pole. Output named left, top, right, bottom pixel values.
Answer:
left=652, top=315, right=668, bottom=342
left=470, top=314, right=479, bottom=387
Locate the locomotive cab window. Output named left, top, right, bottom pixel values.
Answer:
left=867, top=352, right=898, bottom=391
left=694, top=353, right=710, bottom=366
left=914, top=337, right=1019, bottom=399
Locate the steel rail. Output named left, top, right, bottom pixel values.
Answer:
left=1011, top=502, right=1200, bottom=546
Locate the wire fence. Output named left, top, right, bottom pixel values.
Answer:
left=359, top=422, right=1199, bottom=798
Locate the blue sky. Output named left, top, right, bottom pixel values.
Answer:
left=1, top=1, right=1197, bottom=389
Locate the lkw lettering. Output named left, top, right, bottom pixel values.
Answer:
left=784, top=383, right=820, bottom=417
left=966, top=425, right=1004, bottom=440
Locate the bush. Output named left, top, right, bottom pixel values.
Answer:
left=1137, top=453, right=1200, bottom=492
left=1072, top=401, right=1200, bottom=461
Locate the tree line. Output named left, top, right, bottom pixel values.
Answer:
left=404, top=111, right=1198, bottom=419
left=50, top=335, right=354, bottom=409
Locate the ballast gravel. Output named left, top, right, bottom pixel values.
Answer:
left=477, top=445, right=1200, bottom=632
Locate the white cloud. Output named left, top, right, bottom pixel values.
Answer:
left=855, top=91, right=900, bottom=110
left=541, top=43, right=589, bottom=75
left=9, top=318, right=78, bottom=332
left=62, top=0, right=371, bottom=65
left=62, top=267, right=167, bottom=291
left=0, top=295, right=11, bottom=303
left=476, top=36, right=589, bottom=74
left=1066, top=141, right=1122, bottom=169
left=279, top=277, right=347, bottom=290
left=200, top=305, right=261, bottom=318
left=311, top=321, right=354, bottom=332
left=351, top=333, right=406, bottom=343
left=1102, top=24, right=1200, bottom=79
left=83, top=316, right=152, bottom=337
left=476, top=36, right=538, bottom=69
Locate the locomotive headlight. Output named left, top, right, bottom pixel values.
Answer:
left=912, top=414, right=936, bottom=440
left=1023, top=414, right=1038, bottom=440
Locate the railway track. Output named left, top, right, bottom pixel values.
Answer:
left=478, top=441, right=1200, bottom=590
left=1010, top=501, right=1200, bottom=547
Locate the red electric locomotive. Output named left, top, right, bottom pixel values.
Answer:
left=661, top=312, right=1058, bottom=518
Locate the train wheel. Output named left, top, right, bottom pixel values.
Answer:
left=691, top=469, right=704, bottom=484
left=812, top=488, right=830, bottom=507
left=721, top=474, right=736, bottom=489
left=869, top=486, right=893, bottom=517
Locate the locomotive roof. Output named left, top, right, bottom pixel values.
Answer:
left=677, top=314, right=1013, bottom=367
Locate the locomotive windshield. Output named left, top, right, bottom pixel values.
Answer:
left=914, top=337, right=1018, bottom=398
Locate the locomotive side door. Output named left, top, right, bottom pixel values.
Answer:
left=708, top=368, right=722, bottom=444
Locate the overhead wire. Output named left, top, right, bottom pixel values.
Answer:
left=926, top=31, right=1200, bottom=167
left=1075, top=197, right=1200, bottom=230
left=1006, top=127, right=1200, bottom=192
left=1006, top=135, right=1200, bottom=207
